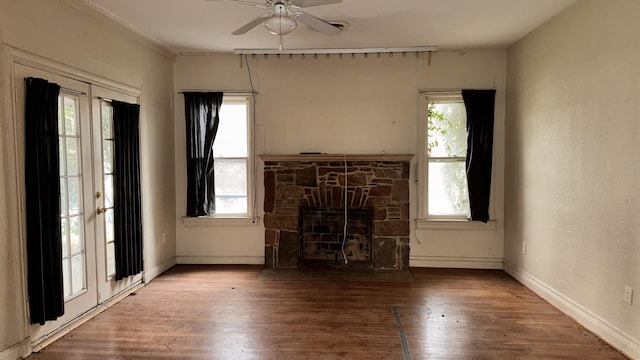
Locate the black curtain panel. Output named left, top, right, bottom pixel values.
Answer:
left=24, top=77, right=64, bottom=325
left=462, top=89, right=496, bottom=223
left=183, top=92, right=223, bottom=217
left=112, top=100, right=143, bottom=280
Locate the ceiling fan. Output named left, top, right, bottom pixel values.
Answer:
left=206, top=0, right=343, bottom=36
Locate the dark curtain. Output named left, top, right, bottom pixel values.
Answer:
left=462, top=89, right=496, bottom=223
left=25, top=77, right=64, bottom=325
left=112, top=101, right=143, bottom=280
left=183, top=92, right=223, bottom=217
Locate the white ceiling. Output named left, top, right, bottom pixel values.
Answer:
left=86, top=0, right=575, bottom=54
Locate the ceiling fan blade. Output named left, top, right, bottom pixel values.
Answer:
left=290, top=0, right=342, bottom=8
left=294, top=12, right=341, bottom=35
left=231, top=13, right=272, bottom=35
left=204, top=0, right=269, bottom=8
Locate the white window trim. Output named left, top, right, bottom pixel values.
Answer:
left=417, top=91, right=494, bottom=226
left=415, top=218, right=497, bottom=230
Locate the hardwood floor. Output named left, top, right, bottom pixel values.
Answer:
left=29, top=265, right=628, bottom=360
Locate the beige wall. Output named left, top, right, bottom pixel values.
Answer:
left=174, top=50, right=506, bottom=268
left=505, top=0, right=640, bottom=357
left=0, top=0, right=176, bottom=357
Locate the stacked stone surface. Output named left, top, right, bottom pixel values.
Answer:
left=263, top=159, right=411, bottom=270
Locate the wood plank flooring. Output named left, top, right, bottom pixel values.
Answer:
left=29, top=265, right=628, bottom=360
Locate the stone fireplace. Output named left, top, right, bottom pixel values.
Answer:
left=261, top=154, right=413, bottom=270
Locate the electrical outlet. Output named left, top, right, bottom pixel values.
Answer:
left=624, top=286, right=633, bottom=305
left=521, top=242, right=526, bottom=255
left=162, top=232, right=167, bottom=245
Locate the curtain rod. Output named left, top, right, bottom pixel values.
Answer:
left=419, top=89, right=462, bottom=95
left=418, top=88, right=496, bottom=95
left=178, top=90, right=258, bottom=95
left=97, top=97, right=139, bottom=105
left=234, top=46, right=437, bottom=55
left=60, top=87, right=86, bottom=97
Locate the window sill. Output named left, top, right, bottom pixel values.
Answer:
left=180, top=216, right=259, bottom=228
left=415, top=219, right=497, bottom=231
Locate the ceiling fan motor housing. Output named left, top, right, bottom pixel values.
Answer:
left=265, top=3, right=297, bottom=35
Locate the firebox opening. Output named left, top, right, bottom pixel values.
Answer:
left=299, top=207, right=374, bottom=268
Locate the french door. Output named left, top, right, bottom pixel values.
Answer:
left=14, top=64, right=141, bottom=343
left=91, top=85, right=142, bottom=304
left=15, top=64, right=98, bottom=341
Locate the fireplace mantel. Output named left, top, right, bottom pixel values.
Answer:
left=260, top=153, right=414, bottom=162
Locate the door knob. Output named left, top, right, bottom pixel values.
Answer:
left=97, top=206, right=106, bottom=215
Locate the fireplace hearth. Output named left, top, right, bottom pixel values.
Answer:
left=261, top=154, right=413, bottom=271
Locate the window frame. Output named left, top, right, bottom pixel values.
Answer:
left=417, top=92, right=470, bottom=221
left=184, top=94, right=255, bottom=223
left=415, top=90, right=498, bottom=231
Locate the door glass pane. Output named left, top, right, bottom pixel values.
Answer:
left=106, top=242, right=116, bottom=277
left=214, top=159, right=247, bottom=213
left=71, top=254, right=84, bottom=294
left=61, top=218, right=69, bottom=258
left=60, top=179, right=68, bottom=216
left=59, top=138, right=66, bottom=176
left=67, top=177, right=80, bottom=216
left=104, top=174, right=114, bottom=208
left=64, top=97, right=78, bottom=136
left=69, top=215, right=82, bottom=255
left=58, top=106, right=64, bottom=135
left=105, top=209, right=115, bottom=242
left=103, top=141, right=113, bottom=174
left=66, top=138, right=79, bottom=176
left=428, top=161, right=469, bottom=216
left=62, top=258, right=70, bottom=296
left=102, top=104, right=112, bottom=139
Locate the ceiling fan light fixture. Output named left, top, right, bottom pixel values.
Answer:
left=265, top=14, right=297, bottom=35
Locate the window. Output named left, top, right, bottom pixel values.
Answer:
left=212, top=96, right=251, bottom=216
left=421, top=94, right=469, bottom=219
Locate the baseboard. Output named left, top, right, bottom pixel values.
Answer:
left=144, top=257, right=176, bottom=282
left=503, top=260, right=640, bottom=359
left=410, top=255, right=503, bottom=269
left=0, top=338, right=30, bottom=360
left=176, top=255, right=264, bottom=265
